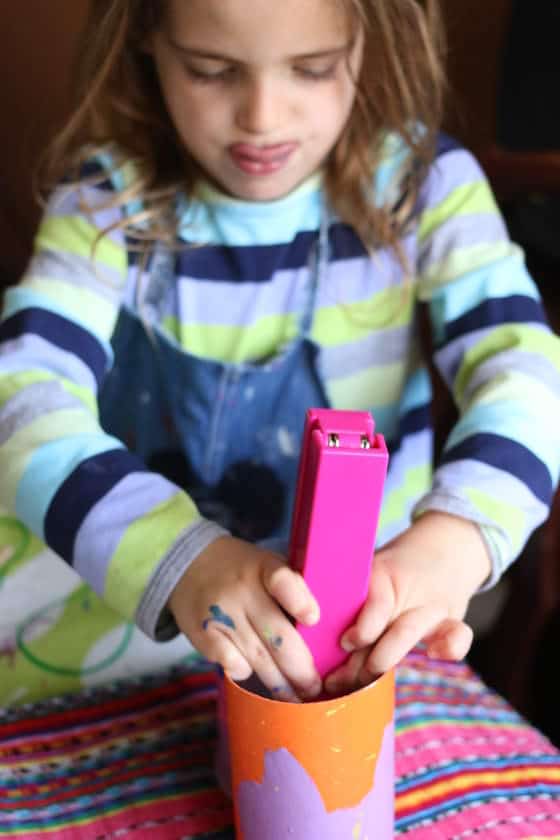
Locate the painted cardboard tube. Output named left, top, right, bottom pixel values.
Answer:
left=217, top=669, right=395, bottom=839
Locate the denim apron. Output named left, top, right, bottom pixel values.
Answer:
left=98, top=215, right=331, bottom=547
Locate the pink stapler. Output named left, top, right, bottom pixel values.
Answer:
left=288, top=408, right=388, bottom=679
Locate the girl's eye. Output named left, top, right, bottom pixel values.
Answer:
left=294, top=63, right=338, bottom=81
left=184, top=64, right=238, bottom=83
left=182, top=60, right=339, bottom=84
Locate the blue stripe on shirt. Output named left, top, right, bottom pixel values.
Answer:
left=0, top=309, right=108, bottom=387
left=440, top=433, right=553, bottom=505
left=387, top=404, right=433, bottom=453
left=175, top=237, right=313, bottom=283
left=174, top=223, right=366, bottom=283
left=79, top=160, right=114, bottom=189
left=44, top=448, right=150, bottom=562
left=444, top=296, right=548, bottom=344
left=436, top=132, right=462, bottom=157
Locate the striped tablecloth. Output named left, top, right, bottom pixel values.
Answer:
left=1, top=652, right=560, bottom=838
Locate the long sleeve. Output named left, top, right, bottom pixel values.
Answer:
left=0, top=169, right=226, bottom=638
left=414, top=138, right=560, bottom=584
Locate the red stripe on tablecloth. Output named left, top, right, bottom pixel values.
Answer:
left=0, top=672, right=217, bottom=741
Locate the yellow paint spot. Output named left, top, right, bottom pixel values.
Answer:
left=326, top=703, right=347, bottom=717
left=365, top=752, right=377, bottom=761
left=353, top=821, right=362, bottom=838
left=330, top=746, right=342, bottom=753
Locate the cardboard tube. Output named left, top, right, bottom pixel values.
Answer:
left=220, top=669, right=394, bottom=839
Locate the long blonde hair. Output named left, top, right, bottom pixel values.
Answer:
left=41, top=0, right=446, bottom=252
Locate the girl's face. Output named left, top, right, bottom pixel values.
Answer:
left=150, top=0, right=363, bottom=201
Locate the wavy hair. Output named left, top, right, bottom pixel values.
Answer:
left=41, top=0, right=446, bottom=252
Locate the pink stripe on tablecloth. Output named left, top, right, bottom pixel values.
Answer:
left=397, top=723, right=558, bottom=779
left=398, top=795, right=560, bottom=838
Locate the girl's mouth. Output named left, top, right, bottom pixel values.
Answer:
left=228, top=143, right=298, bottom=175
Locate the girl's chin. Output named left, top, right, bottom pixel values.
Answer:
left=219, top=170, right=313, bottom=203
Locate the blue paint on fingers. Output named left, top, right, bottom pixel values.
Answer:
left=203, top=604, right=236, bottom=631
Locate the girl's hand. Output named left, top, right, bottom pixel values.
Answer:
left=168, top=536, right=322, bottom=702
left=324, top=511, right=491, bottom=695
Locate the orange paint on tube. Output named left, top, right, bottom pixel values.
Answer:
left=224, top=668, right=394, bottom=812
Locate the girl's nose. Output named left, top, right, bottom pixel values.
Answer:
left=235, top=76, right=284, bottom=136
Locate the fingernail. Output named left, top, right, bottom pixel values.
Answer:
left=340, top=637, right=355, bottom=652
left=301, top=608, right=320, bottom=625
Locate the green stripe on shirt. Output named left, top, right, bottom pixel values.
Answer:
left=35, top=216, right=127, bottom=275
left=104, top=492, right=201, bottom=620
left=418, top=181, right=499, bottom=242
left=455, top=325, right=560, bottom=405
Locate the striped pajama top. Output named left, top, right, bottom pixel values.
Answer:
left=1, top=133, right=559, bottom=638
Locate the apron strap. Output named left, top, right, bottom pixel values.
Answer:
left=298, top=203, right=330, bottom=340
left=135, top=243, right=176, bottom=348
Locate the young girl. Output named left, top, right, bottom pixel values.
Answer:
left=1, top=0, right=559, bottom=705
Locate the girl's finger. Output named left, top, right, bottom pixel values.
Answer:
left=339, top=565, right=396, bottom=653
left=424, top=618, right=473, bottom=661
left=233, top=616, right=309, bottom=702
left=249, top=615, right=322, bottom=700
left=200, top=632, right=253, bottom=682
left=188, top=603, right=253, bottom=681
left=262, top=563, right=320, bottom=625
left=197, top=615, right=302, bottom=702
left=324, top=648, right=368, bottom=695
left=359, top=603, right=448, bottom=682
